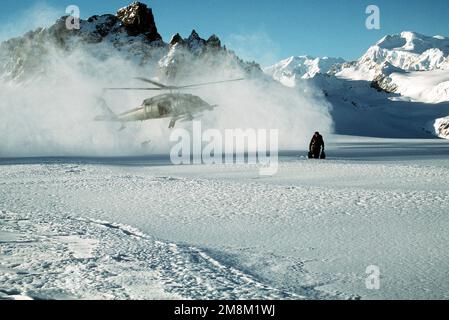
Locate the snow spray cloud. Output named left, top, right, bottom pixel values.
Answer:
left=0, top=43, right=169, bottom=157
left=0, top=9, right=333, bottom=158
left=160, top=44, right=334, bottom=154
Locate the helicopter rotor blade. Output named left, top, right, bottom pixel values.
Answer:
left=175, top=78, right=245, bottom=89
left=104, top=78, right=245, bottom=92
left=103, top=87, right=165, bottom=91
left=134, top=77, right=170, bottom=88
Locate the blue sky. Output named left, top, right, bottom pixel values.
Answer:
left=1, top=0, right=449, bottom=66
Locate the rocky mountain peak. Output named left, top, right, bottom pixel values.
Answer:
left=169, top=33, right=184, bottom=46
left=0, top=1, right=261, bottom=82
left=188, top=29, right=201, bottom=41
left=264, top=55, right=346, bottom=83
left=167, top=30, right=222, bottom=52
left=116, top=1, right=161, bottom=41
left=206, top=35, right=221, bottom=48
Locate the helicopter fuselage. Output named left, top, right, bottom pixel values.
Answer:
left=115, top=93, right=215, bottom=126
left=96, top=76, right=242, bottom=129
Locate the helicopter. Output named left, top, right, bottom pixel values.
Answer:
left=95, top=77, right=244, bottom=129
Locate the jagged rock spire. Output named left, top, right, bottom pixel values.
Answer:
left=169, top=33, right=184, bottom=46
left=206, top=34, right=221, bottom=48
left=188, top=29, right=200, bottom=40
left=168, top=30, right=222, bottom=51
left=116, top=1, right=162, bottom=41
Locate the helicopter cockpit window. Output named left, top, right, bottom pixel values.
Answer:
left=158, top=101, right=172, bottom=116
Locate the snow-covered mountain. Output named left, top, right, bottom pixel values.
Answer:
left=264, top=56, right=345, bottom=87
left=266, top=31, right=449, bottom=139
left=0, top=1, right=260, bottom=82
left=360, top=31, right=449, bottom=72
left=266, top=32, right=449, bottom=103
left=335, top=32, right=449, bottom=103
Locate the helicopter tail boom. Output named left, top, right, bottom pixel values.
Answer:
left=94, top=98, right=119, bottom=122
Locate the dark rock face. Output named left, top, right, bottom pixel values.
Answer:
left=206, top=35, right=221, bottom=48
left=87, top=14, right=121, bottom=38
left=169, top=33, right=185, bottom=46
left=186, top=30, right=206, bottom=51
left=370, top=73, right=398, bottom=94
left=168, top=30, right=222, bottom=52
left=116, top=1, right=162, bottom=41
left=187, top=30, right=201, bottom=41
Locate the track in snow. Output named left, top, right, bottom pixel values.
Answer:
left=0, top=210, right=301, bottom=300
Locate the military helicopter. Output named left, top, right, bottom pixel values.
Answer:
left=95, top=77, right=244, bottom=129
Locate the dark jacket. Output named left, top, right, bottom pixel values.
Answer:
left=309, top=134, right=325, bottom=152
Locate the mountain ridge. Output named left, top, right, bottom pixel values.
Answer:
left=265, top=31, right=449, bottom=139
left=0, top=1, right=261, bottom=82
left=266, top=31, right=449, bottom=103
left=264, top=56, right=345, bottom=87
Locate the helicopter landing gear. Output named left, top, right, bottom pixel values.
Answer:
left=118, top=123, right=126, bottom=131
left=141, top=139, right=152, bottom=148
left=169, top=118, right=178, bottom=129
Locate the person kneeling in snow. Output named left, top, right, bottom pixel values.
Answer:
left=309, top=132, right=325, bottom=159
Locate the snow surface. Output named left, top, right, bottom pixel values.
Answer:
left=0, top=211, right=298, bottom=300
left=336, top=65, right=449, bottom=104
left=299, top=73, right=449, bottom=139
left=389, top=69, right=449, bottom=103
left=2, top=136, right=449, bottom=300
